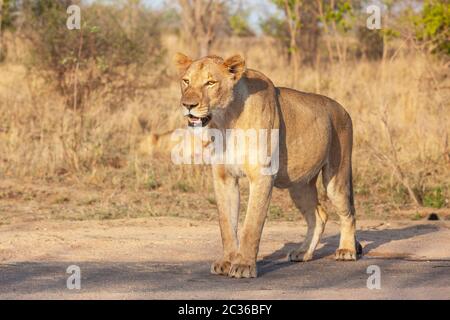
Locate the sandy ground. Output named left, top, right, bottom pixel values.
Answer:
left=0, top=217, right=449, bottom=299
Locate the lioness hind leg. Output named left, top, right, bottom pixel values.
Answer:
left=288, top=180, right=328, bottom=262
left=323, top=163, right=361, bottom=261
left=322, top=115, right=361, bottom=261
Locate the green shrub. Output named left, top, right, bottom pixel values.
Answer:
left=229, top=13, right=254, bottom=37
left=173, top=181, right=193, bottom=193
left=269, top=205, right=283, bottom=220
left=414, top=0, right=450, bottom=55
left=423, top=187, right=446, bottom=208
left=411, top=212, right=423, bottom=221
left=145, top=173, right=161, bottom=190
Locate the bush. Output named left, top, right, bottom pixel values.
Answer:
left=414, top=0, right=450, bottom=55
left=0, top=0, right=21, bottom=61
left=423, top=187, right=446, bottom=209
left=356, top=25, right=384, bottom=60
left=229, top=13, right=255, bottom=37
left=22, top=0, right=165, bottom=108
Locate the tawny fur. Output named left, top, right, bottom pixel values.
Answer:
left=175, top=53, right=361, bottom=278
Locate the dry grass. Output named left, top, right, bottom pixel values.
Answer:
left=0, top=36, right=449, bottom=221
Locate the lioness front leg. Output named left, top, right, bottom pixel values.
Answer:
left=229, top=175, right=274, bottom=278
left=211, top=166, right=240, bottom=276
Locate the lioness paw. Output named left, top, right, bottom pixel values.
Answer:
left=335, top=248, right=358, bottom=261
left=228, top=263, right=257, bottom=278
left=288, top=250, right=313, bottom=262
left=210, top=260, right=231, bottom=276
left=335, top=241, right=363, bottom=261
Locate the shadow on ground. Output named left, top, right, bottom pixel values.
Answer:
left=0, top=224, right=448, bottom=298
left=259, top=224, right=440, bottom=276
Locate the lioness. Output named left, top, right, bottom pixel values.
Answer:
left=175, top=53, right=362, bottom=278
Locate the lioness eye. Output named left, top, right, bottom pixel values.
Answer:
left=182, top=79, right=189, bottom=85
left=206, top=81, right=216, bottom=87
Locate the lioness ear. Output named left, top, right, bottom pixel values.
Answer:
left=224, top=55, right=246, bottom=80
left=174, top=52, right=193, bottom=76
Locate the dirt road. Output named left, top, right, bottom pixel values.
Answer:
left=0, top=218, right=449, bottom=299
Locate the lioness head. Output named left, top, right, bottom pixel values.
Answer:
left=174, top=53, right=246, bottom=127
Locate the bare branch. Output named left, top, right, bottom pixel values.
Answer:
left=178, top=0, right=226, bottom=57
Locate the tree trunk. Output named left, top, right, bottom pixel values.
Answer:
left=199, top=37, right=211, bottom=57
left=178, top=0, right=223, bottom=58
left=283, top=0, right=301, bottom=86
left=0, top=0, right=4, bottom=61
left=290, top=34, right=300, bottom=85
left=316, top=0, right=334, bottom=64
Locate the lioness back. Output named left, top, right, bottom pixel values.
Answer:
left=274, top=87, right=353, bottom=188
left=277, top=87, right=353, bottom=132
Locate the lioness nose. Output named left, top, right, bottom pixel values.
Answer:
left=182, top=102, right=199, bottom=110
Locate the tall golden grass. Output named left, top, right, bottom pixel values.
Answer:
left=0, top=35, right=449, bottom=215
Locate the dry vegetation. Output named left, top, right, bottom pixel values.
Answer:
left=0, top=1, right=449, bottom=224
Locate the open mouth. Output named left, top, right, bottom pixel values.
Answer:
left=187, top=114, right=212, bottom=127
